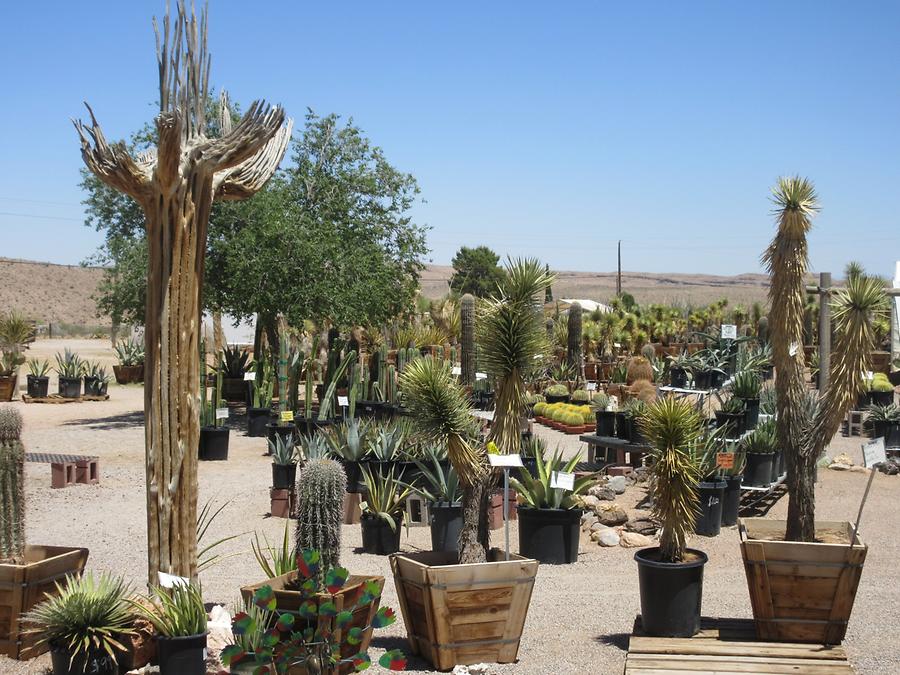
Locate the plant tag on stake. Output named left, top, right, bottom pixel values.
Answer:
left=789, top=342, right=799, bottom=357
left=158, top=571, right=190, bottom=588
left=586, top=382, right=597, bottom=391
left=550, top=471, right=575, bottom=491
left=280, top=410, right=294, bottom=423
left=451, top=366, right=462, bottom=376
left=337, top=395, right=349, bottom=408
left=476, top=372, right=487, bottom=381
left=716, top=452, right=735, bottom=469
left=862, top=437, right=886, bottom=468
left=721, top=324, right=737, bottom=340
left=215, top=407, right=229, bottom=420
left=244, top=371, right=255, bottom=381
left=487, top=454, right=524, bottom=468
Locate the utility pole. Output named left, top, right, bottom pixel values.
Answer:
left=616, top=240, right=622, bottom=296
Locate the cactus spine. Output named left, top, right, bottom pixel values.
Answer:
left=567, top=302, right=582, bottom=373
left=295, top=458, right=346, bottom=582
left=460, top=293, right=476, bottom=387
left=0, top=407, right=25, bottom=563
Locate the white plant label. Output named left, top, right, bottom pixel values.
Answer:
left=215, top=407, right=229, bottom=419
left=451, top=366, right=462, bottom=375
left=359, top=501, right=368, bottom=511
left=721, top=324, right=737, bottom=340
left=487, top=453, right=524, bottom=468
left=550, top=471, right=575, bottom=491
left=789, top=342, right=799, bottom=357
left=244, top=371, right=255, bottom=381
left=586, top=382, right=597, bottom=391
left=862, top=437, right=886, bottom=468
left=476, top=372, right=487, bottom=381
left=337, top=395, right=349, bottom=408
left=608, top=395, right=619, bottom=412
left=158, top=571, right=190, bottom=588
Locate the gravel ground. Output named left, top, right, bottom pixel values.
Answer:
left=1, top=340, right=897, bottom=674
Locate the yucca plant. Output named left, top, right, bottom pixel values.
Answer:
left=639, top=397, right=704, bottom=563
left=509, top=447, right=598, bottom=510
left=359, top=465, right=412, bottom=532
left=131, top=582, right=206, bottom=638
left=25, top=573, right=133, bottom=667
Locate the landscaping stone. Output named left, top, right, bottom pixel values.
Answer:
left=619, top=531, right=654, bottom=548
left=587, top=484, right=616, bottom=501
left=625, top=517, right=658, bottom=536
left=607, top=475, right=627, bottom=494
left=581, top=494, right=600, bottom=510
left=597, top=529, right=620, bottom=547
left=590, top=521, right=608, bottom=532
left=595, top=502, right=628, bottom=526
left=581, top=513, right=599, bottom=531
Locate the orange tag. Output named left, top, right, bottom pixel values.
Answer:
left=716, top=452, right=735, bottom=469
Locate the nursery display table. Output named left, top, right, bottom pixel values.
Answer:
left=579, top=434, right=648, bottom=467
left=624, top=615, right=854, bottom=674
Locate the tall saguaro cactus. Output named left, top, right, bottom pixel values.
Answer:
left=460, top=293, right=476, bottom=387
left=74, top=2, right=291, bottom=582
left=567, top=302, right=582, bottom=375
left=0, top=407, right=24, bottom=564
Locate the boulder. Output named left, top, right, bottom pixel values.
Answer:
left=607, top=476, right=628, bottom=494
left=588, top=485, right=616, bottom=501
left=595, top=502, right=628, bottom=526
left=597, top=529, right=620, bottom=547
left=619, top=531, right=654, bottom=548
left=832, top=453, right=855, bottom=467
left=625, top=517, right=659, bottom=536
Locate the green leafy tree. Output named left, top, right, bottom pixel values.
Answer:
left=449, top=245, right=505, bottom=297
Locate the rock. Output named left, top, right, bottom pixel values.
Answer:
left=876, top=458, right=900, bottom=475
left=607, top=476, right=628, bottom=494
left=590, top=521, right=609, bottom=532
left=848, top=465, right=870, bottom=473
left=581, top=514, right=598, bottom=532
left=631, top=466, right=651, bottom=484
left=581, top=495, right=600, bottom=510
left=829, top=462, right=851, bottom=471
left=832, top=453, right=855, bottom=467
left=597, top=529, right=620, bottom=547
left=595, top=502, right=628, bottom=526
left=206, top=604, right=233, bottom=662
left=453, top=664, right=494, bottom=675
left=588, top=485, right=616, bottom=501
left=619, top=531, right=654, bottom=548
left=625, top=517, right=659, bottom=536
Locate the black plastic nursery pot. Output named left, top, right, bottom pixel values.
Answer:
left=693, top=370, right=714, bottom=391
left=615, top=412, right=630, bottom=440
left=357, top=400, right=389, bottom=419
left=429, top=501, right=463, bottom=552
left=545, top=392, right=570, bottom=405
left=595, top=410, right=616, bottom=437
left=156, top=633, right=207, bottom=675
left=628, top=418, right=647, bottom=446
left=517, top=507, right=582, bottom=564
left=199, top=426, right=229, bottom=461
left=58, top=376, right=82, bottom=399
left=26, top=374, right=49, bottom=398
left=247, top=408, right=274, bottom=437
left=519, top=455, right=538, bottom=482
left=743, top=398, right=760, bottom=431
left=342, top=459, right=364, bottom=493
left=360, top=514, right=402, bottom=555
left=669, top=367, right=688, bottom=389
left=873, top=421, right=900, bottom=448
left=272, top=462, right=297, bottom=490
left=771, top=450, right=783, bottom=482
left=50, top=643, right=118, bottom=675
left=863, top=390, right=895, bottom=407
left=83, top=376, right=108, bottom=397
left=714, top=411, right=744, bottom=438
left=721, top=474, right=742, bottom=527
left=694, top=480, right=726, bottom=537
left=743, top=452, right=773, bottom=487
left=635, top=547, right=708, bottom=637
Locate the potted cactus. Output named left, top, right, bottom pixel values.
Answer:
left=544, top=383, right=569, bottom=404
left=592, top=393, right=615, bottom=436
left=861, top=372, right=895, bottom=407
left=218, top=344, right=251, bottom=403
left=112, top=339, right=145, bottom=384
left=714, top=396, right=746, bottom=438
left=0, top=312, right=30, bottom=401
left=26, top=359, right=51, bottom=398
left=731, top=370, right=761, bottom=430
left=55, top=349, right=84, bottom=399
left=634, top=397, right=708, bottom=637
left=866, top=403, right=900, bottom=448
left=83, top=362, right=111, bottom=397
left=269, top=434, right=298, bottom=490
left=0, top=407, right=90, bottom=660
left=247, top=357, right=275, bottom=437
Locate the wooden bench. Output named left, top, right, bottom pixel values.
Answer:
left=25, top=453, right=100, bottom=488
left=624, top=615, right=854, bottom=674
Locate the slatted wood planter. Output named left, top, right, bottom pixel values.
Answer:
left=390, top=549, right=537, bottom=671
left=240, top=571, right=383, bottom=675
left=0, top=545, right=89, bottom=660
left=740, top=518, right=866, bottom=644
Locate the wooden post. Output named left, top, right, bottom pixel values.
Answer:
left=818, top=272, right=831, bottom=392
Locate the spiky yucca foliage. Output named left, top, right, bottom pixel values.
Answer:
left=0, top=406, right=24, bottom=563
left=400, top=357, right=489, bottom=563
left=639, top=398, right=704, bottom=563
left=295, top=459, right=346, bottom=582
left=478, top=258, right=555, bottom=456
left=25, top=573, right=133, bottom=665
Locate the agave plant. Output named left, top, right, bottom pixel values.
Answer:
left=409, top=454, right=462, bottom=504
left=359, top=465, right=412, bottom=532
left=130, top=582, right=207, bottom=637
left=54, top=349, right=84, bottom=379
left=24, top=573, right=133, bottom=667
left=510, top=447, right=599, bottom=510
left=269, top=434, right=297, bottom=466
left=298, top=432, right=332, bottom=462
left=27, top=359, right=51, bottom=378
left=113, top=339, right=144, bottom=366
left=325, top=417, right=371, bottom=462
left=639, top=397, right=704, bottom=563
left=367, top=422, right=405, bottom=462
left=219, top=344, right=251, bottom=378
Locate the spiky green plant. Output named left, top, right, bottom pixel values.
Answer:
left=510, top=447, right=598, bottom=509
left=268, top=434, right=297, bottom=466
left=27, top=359, right=51, bottom=378
left=410, top=454, right=462, bottom=504
left=54, top=349, right=84, bottom=379
left=295, top=459, right=345, bottom=581
left=24, top=573, right=133, bottom=667
left=131, top=582, right=207, bottom=637
left=252, top=519, right=297, bottom=579
left=359, top=464, right=412, bottom=535
left=478, top=259, right=555, bottom=456
left=0, top=406, right=25, bottom=563
left=567, top=302, right=583, bottom=373
left=639, top=397, right=704, bottom=563
left=325, top=417, right=371, bottom=462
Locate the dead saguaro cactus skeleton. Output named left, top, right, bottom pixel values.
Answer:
left=74, top=1, right=291, bottom=582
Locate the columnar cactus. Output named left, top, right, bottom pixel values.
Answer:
left=0, top=407, right=25, bottom=564
left=757, top=316, right=769, bottom=344
left=567, top=302, right=582, bottom=372
left=460, top=293, right=476, bottom=387
left=295, top=458, right=346, bottom=582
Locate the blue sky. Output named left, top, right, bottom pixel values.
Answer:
left=1, top=1, right=898, bottom=277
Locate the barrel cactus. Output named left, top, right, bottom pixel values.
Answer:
left=640, top=343, right=656, bottom=361
left=0, top=406, right=25, bottom=564
left=757, top=316, right=769, bottom=344
left=460, top=293, right=476, bottom=387
left=567, top=302, right=582, bottom=371
left=295, top=458, right=346, bottom=582
left=626, top=356, right=654, bottom=384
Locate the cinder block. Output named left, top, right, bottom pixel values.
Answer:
left=75, top=459, right=100, bottom=485
left=51, top=462, right=76, bottom=489
left=607, top=465, right=634, bottom=477
left=404, top=494, right=430, bottom=527
left=270, top=488, right=293, bottom=519
left=343, top=492, right=362, bottom=525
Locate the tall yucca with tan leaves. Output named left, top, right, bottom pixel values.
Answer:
left=764, top=177, right=886, bottom=541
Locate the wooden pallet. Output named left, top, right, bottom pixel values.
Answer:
left=22, top=394, right=109, bottom=403
left=625, top=616, right=854, bottom=674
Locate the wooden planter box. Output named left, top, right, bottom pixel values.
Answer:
left=1, top=545, right=89, bottom=659
left=739, top=518, right=866, bottom=644
left=240, top=571, right=384, bottom=674
left=0, top=374, right=17, bottom=402
left=390, top=549, right=538, bottom=671
left=112, top=364, right=144, bottom=384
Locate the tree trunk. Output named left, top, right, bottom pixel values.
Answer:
left=144, top=177, right=212, bottom=583
left=458, top=477, right=490, bottom=564
left=785, top=443, right=816, bottom=541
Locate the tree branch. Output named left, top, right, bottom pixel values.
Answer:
left=193, top=100, right=285, bottom=174
left=214, top=117, right=293, bottom=201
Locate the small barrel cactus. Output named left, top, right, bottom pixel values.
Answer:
left=640, top=343, right=656, bottom=361
left=0, top=407, right=25, bottom=564
left=626, top=356, right=654, bottom=384
left=460, top=294, right=476, bottom=387
left=295, top=458, right=346, bottom=582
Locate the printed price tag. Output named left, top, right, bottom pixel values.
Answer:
left=716, top=452, right=735, bottom=469
left=487, top=453, right=524, bottom=468
left=215, top=407, right=229, bottom=420
left=550, top=471, right=575, bottom=491
left=337, top=395, right=349, bottom=408
left=720, top=324, right=737, bottom=340
left=244, top=371, right=256, bottom=381
left=451, top=366, right=462, bottom=375
left=280, top=410, right=294, bottom=422
left=586, top=382, right=597, bottom=391
left=158, top=571, right=190, bottom=588
left=862, top=437, right=886, bottom=468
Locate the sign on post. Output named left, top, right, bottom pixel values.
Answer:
left=550, top=471, right=575, bottom=491
left=280, top=410, right=294, bottom=422
left=721, top=324, right=737, bottom=340
left=337, top=395, right=349, bottom=408
left=215, top=407, right=229, bottom=420
left=243, top=371, right=256, bottom=381
left=487, top=454, right=524, bottom=468
left=862, top=437, right=886, bottom=468
left=716, top=452, right=735, bottom=469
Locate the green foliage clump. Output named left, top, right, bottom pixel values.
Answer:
left=510, top=447, right=599, bottom=510
left=295, top=458, right=346, bottom=580
left=449, top=245, right=505, bottom=297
